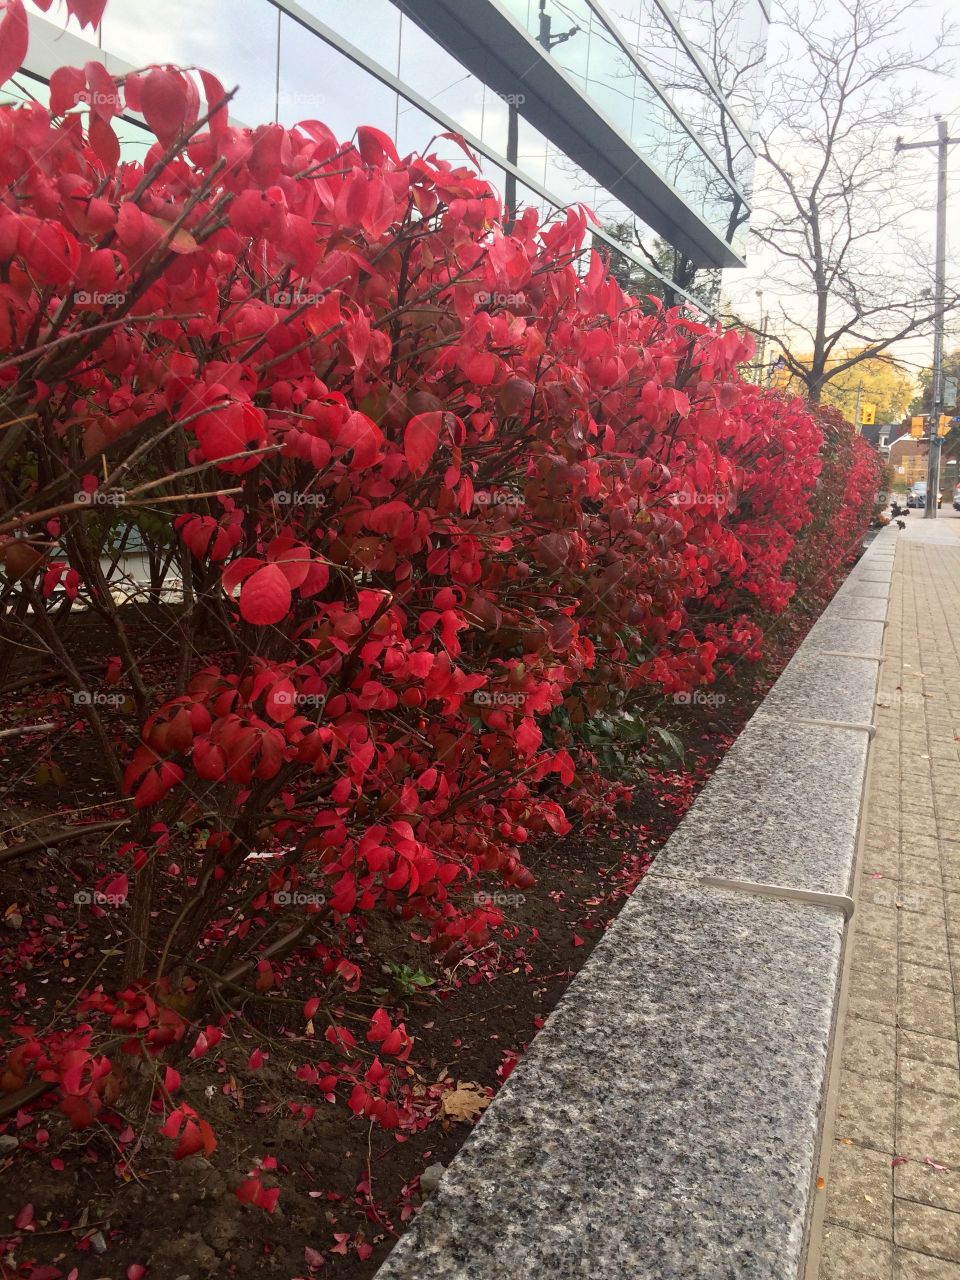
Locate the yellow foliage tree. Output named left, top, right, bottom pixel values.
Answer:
left=769, top=349, right=915, bottom=423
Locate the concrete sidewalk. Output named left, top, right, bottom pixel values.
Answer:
left=816, top=510, right=960, bottom=1279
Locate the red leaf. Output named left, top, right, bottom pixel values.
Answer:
left=238, top=564, right=292, bottom=626
left=198, top=69, right=229, bottom=136
left=0, top=0, right=28, bottom=90
left=49, top=65, right=86, bottom=116
left=140, top=67, right=191, bottom=145
left=403, top=412, right=443, bottom=476
left=67, top=0, right=108, bottom=27
left=356, top=125, right=400, bottom=168
left=14, top=1202, right=34, bottom=1229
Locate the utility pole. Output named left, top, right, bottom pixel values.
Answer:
left=854, top=380, right=863, bottom=433
left=754, top=289, right=766, bottom=378
left=896, top=118, right=958, bottom=518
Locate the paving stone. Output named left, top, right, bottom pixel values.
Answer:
left=901, top=962, right=954, bottom=994
left=899, top=986, right=958, bottom=1040
left=901, top=859, right=946, bottom=888
left=851, top=967, right=899, bottom=1003
left=895, top=1200, right=960, bottom=1263
left=896, top=1160, right=960, bottom=1215
left=901, top=1029, right=960, bottom=1070
left=900, top=918, right=952, bottom=967
left=857, top=905, right=899, bottom=943
left=818, top=1226, right=893, bottom=1279
left=835, top=1070, right=896, bottom=1151
left=897, top=1087, right=960, bottom=1166
left=895, top=1249, right=960, bottom=1278
left=824, top=1141, right=894, bottom=1237
left=843, top=1018, right=896, bottom=1080
left=899, top=1059, right=960, bottom=1098
left=901, top=943, right=953, bottom=973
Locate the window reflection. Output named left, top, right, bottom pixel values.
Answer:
left=100, top=0, right=280, bottom=126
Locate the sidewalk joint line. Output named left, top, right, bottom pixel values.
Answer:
left=693, top=875, right=856, bottom=920
left=818, top=651, right=884, bottom=662
left=792, top=717, right=877, bottom=737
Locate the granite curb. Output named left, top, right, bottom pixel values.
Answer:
left=373, top=527, right=899, bottom=1280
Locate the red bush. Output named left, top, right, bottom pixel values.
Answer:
left=0, top=3, right=882, bottom=1157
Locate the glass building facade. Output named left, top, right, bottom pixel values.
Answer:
left=15, top=0, right=769, bottom=310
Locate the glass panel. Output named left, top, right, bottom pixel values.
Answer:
left=498, top=0, right=746, bottom=244
left=100, top=0, right=279, bottom=126
left=292, top=0, right=401, bottom=71
left=396, top=13, right=487, bottom=143
left=278, top=13, right=398, bottom=138
left=614, top=0, right=764, bottom=194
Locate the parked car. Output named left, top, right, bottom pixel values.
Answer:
left=953, top=491, right=960, bottom=511
left=908, top=483, right=943, bottom=509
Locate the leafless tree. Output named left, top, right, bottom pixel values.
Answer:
left=608, top=0, right=768, bottom=307
left=745, top=0, right=959, bottom=401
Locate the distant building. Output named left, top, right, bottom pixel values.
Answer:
left=859, top=422, right=894, bottom=452
left=889, top=434, right=931, bottom=486
left=888, top=433, right=959, bottom=495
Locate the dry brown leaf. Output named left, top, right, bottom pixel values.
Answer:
left=441, top=1081, right=491, bottom=1123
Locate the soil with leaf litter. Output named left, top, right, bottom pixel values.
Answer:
left=0, top=595, right=829, bottom=1280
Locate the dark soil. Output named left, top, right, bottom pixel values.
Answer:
left=0, top=592, right=832, bottom=1280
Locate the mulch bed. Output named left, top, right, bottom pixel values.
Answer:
left=0, top=591, right=831, bottom=1280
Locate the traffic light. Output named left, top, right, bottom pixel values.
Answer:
left=937, top=415, right=951, bottom=437
left=910, top=416, right=925, bottom=438
left=860, top=403, right=876, bottom=425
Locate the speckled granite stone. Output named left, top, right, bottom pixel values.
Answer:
left=802, top=615, right=886, bottom=657
left=652, top=716, right=866, bottom=894
left=828, top=596, right=890, bottom=622
left=372, top=550, right=892, bottom=1280
left=833, top=581, right=891, bottom=599
left=759, top=650, right=879, bottom=724
left=374, top=881, right=842, bottom=1280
